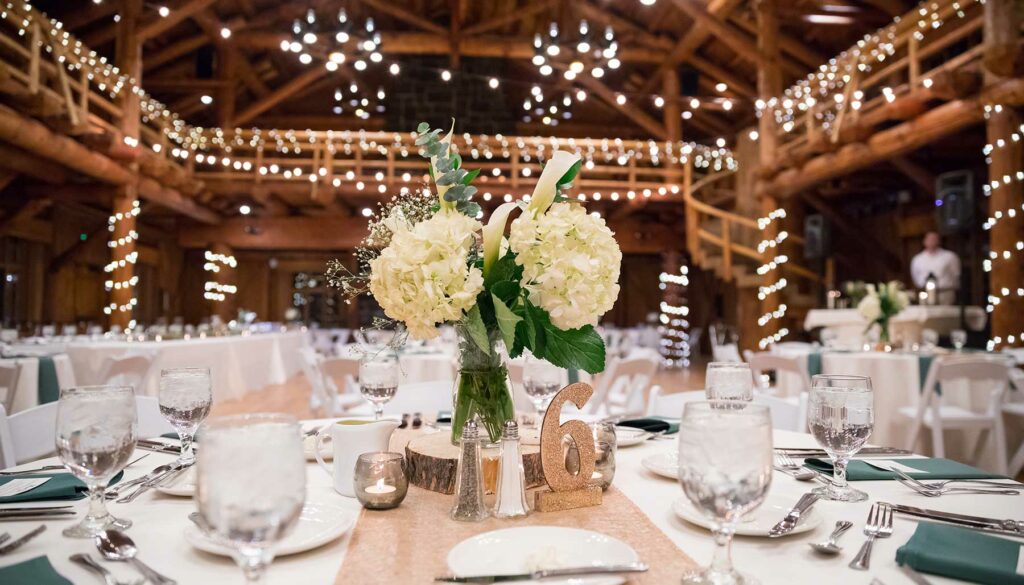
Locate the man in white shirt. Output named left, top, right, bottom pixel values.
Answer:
left=910, top=231, right=961, bottom=304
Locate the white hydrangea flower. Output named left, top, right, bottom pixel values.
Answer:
left=857, top=293, right=882, bottom=322
left=509, top=202, right=621, bottom=330
left=369, top=210, right=483, bottom=339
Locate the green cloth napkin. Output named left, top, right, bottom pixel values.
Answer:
left=896, top=522, right=1024, bottom=584
left=618, top=416, right=679, bottom=435
left=0, top=556, right=72, bottom=585
left=803, top=458, right=1004, bottom=481
left=806, top=352, right=823, bottom=377
left=0, top=471, right=123, bottom=504
left=5, top=354, right=60, bottom=404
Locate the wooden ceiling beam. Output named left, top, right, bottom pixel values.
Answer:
left=463, top=0, right=558, bottom=36
left=230, top=67, right=328, bottom=126
left=139, top=0, right=219, bottom=41
left=670, top=0, right=767, bottom=68
left=890, top=156, right=937, bottom=192
left=575, top=76, right=668, bottom=139
left=0, top=142, right=69, bottom=184
left=729, top=13, right=826, bottom=70
left=572, top=0, right=674, bottom=51
left=688, top=54, right=757, bottom=98
left=144, top=33, right=209, bottom=73
left=356, top=0, right=448, bottom=36
left=62, top=2, right=118, bottom=31
left=179, top=215, right=369, bottom=250
left=191, top=10, right=271, bottom=98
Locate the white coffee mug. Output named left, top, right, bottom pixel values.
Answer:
left=315, top=419, right=399, bottom=497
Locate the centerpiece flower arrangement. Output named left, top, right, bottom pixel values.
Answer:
left=856, top=281, right=909, bottom=345
left=327, top=122, right=622, bottom=443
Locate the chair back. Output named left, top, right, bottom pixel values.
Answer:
left=921, top=355, right=1013, bottom=416
left=746, top=352, right=811, bottom=396
left=589, top=355, right=658, bottom=416
left=0, top=396, right=174, bottom=467
left=52, top=354, right=77, bottom=391
left=752, top=392, right=809, bottom=432
left=711, top=343, right=742, bottom=362
left=298, top=346, right=329, bottom=412
left=320, top=356, right=360, bottom=398
left=0, top=362, right=21, bottom=415
left=645, top=386, right=706, bottom=418
left=97, top=353, right=154, bottom=390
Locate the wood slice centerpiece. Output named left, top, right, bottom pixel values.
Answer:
left=405, top=431, right=544, bottom=495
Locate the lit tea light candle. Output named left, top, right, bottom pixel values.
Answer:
left=365, top=478, right=396, bottom=495
left=354, top=452, right=408, bottom=509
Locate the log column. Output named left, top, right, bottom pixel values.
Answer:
left=108, top=0, right=142, bottom=330
left=755, top=0, right=783, bottom=348
left=663, top=69, right=683, bottom=183
left=984, top=0, right=1024, bottom=348
left=204, top=243, right=238, bottom=323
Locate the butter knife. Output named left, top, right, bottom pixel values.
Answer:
left=900, top=564, right=934, bottom=585
left=435, top=562, right=649, bottom=583
left=883, top=502, right=1024, bottom=535
left=769, top=492, right=818, bottom=537
left=0, top=525, right=45, bottom=555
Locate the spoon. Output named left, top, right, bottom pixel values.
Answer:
left=809, top=520, right=854, bottom=555
left=94, top=529, right=177, bottom=585
left=69, top=553, right=143, bottom=585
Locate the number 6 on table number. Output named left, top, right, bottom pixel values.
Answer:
left=534, top=383, right=603, bottom=512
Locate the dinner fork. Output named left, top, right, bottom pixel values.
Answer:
left=892, top=470, right=1020, bottom=497
left=892, top=469, right=1020, bottom=491
left=849, top=502, right=893, bottom=570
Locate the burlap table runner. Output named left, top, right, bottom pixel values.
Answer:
left=335, top=485, right=698, bottom=583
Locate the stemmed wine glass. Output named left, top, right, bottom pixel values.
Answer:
left=807, top=374, right=874, bottom=502
left=56, top=386, right=137, bottom=538
left=704, top=362, right=754, bottom=402
left=951, top=329, right=967, bottom=351
left=196, top=414, right=306, bottom=585
left=159, top=367, right=212, bottom=465
left=522, top=353, right=562, bottom=427
left=677, top=401, right=773, bottom=585
left=359, top=351, right=399, bottom=420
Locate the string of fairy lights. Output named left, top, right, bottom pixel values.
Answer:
left=756, top=208, right=790, bottom=349
left=982, top=103, right=1024, bottom=350
left=658, top=265, right=690, bottom=368
left=102, top=200, right=141, bottom=318
left=203, top=251, right=238, bottom=303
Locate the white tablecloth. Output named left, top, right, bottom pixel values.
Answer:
left=1, top=428, right=1020, bottom=584
left=65, top=331, right=307, bottom=402
left=336, top=344, right=456, bottom=384
left=804, top=306, right=987, bottom=346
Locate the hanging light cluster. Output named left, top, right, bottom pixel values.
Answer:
left=521, top=85, right=584, bottom=126
left=333, top=83, right=385, bottom=119
left=203, top=250, right=238, bottom=302
left=281, top=8, right=393, bottom=74
left=532, top=20, right=619, bottom=80
left=658, top=265, right=690, bottom=368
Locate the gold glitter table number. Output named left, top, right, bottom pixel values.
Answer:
left=534, top=383, right=603, bottom=512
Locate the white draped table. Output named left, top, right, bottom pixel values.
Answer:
left=2, top=427, right=1019, bottom=584
left=65, top=331, right=306, bottom=402
left=804, top=306, right=987, bottom=346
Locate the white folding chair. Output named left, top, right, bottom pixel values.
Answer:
left=0, top=361, right=21, bottom=415
left=319, top=356, right=365, bottom=412
left=745, top=352, right=812, bottom=397
left=711, top=343, right=742, bottom=362
left=753, top=392, right=809, bottom=432
left=589, top=355, right=659, bottom=416
left=0, top=396, right=175, bottom=467
left=96, top=353, right=155, bottom=390
left=1001, top=368, right=1024, bottom=475
left=900, top=355, right=1012, bottom=474
left=645, top=386, right=706, bottom=418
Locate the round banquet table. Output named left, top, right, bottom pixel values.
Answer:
left=335, top=343, right=457, bottom=384
left=65, top=331, right=306, bottom=402
left=2, top=426, right=1020, bottom=584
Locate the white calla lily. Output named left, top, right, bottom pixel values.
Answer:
left=527, top=150, right=581, bottom=216
left=482, top=201, right=518, bottom=278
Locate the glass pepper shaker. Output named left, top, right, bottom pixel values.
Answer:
left=450, top=419, right=489, bottom=522
left=493, top=420, right=530, bottom=519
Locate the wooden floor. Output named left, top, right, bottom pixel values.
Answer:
left=210, top=360, right=709, bottom=419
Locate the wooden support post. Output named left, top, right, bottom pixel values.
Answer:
left=984, top=0, right=1024, bottom=348
left=756, top=0, right=782, bottom=344
left=28, top=22, right=40, bottom=95
left=216, top=45, right=237, bottom=127
left=663, top=69, right=682, bottom=183
left=908, top=35, right=920, bottom=86
left=207, top=242, right=237, bottom=322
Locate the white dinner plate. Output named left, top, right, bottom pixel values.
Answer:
left=613, top=426, right=650, bottom=447
left=672, top=493, right=823, bottom=537
left=184, top=503, right=357, bottom=557
left=155, top=466, right=196, bottom=497
left=447, top=527, right=638, bottom=585
left=641, top=451, right=678, bottom=479
left=303, top=432, right=332, bottom=461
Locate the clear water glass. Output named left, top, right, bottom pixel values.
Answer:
left=359, top=351, right=399, bottom=420
left=196, top=414, right=305, bottom=585
left=807, top=374, right=874, bottom=502
left=951, top=329, right=967, bottom=351
left=678, top=401, right=772, bottom=585
left=56, top=385, right=137, bottom=538
left=705, top=362, right=753, bottom=402
left=159, top=367, right=212, bottom=465
left=522, top=354, right=562, bottom=427
left=921, top=329, right=939, bottom=351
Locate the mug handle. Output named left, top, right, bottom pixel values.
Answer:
left=314, top=426, right=333, bottom=478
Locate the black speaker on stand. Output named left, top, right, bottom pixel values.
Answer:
left=803, top=214, right=830, bottom=260
left=935, top=169, right=974, bottom=235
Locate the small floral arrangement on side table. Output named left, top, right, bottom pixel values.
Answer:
left=327, top=122, right=622, bottom=444
left=856, top=281, right=910, bottom=345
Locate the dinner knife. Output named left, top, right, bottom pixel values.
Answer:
left=776, top=447, right=912, bottom=457
left=435, top=563, right=649, bottom=583
left=900, top=564, right=934, bottom=585
left=0, top=525, right=45, bottom=555
left=769, top=492, right=818, bottom=537
left=883, top=502, right=1024, bottom=535
left=0, top=509, right=76, bottom=520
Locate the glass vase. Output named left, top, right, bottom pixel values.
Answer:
left=451, top=327, right=515, bottom=446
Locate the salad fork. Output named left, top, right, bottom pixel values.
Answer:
left=892, top=470, right=1019, bottom=497
left=849, top=502, right=893, bottom=570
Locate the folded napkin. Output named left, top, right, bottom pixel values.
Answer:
left=0, top=556, right=72, bottom=585
left=803, top=458, right=1003, bottom=481
left=617, top=416, right=680, bottom=435
left=0, top=471, right=123, bottom=504
left=896, top=522, right=1024, bottom=584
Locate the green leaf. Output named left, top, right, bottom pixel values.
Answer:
left=491, top=294, right=522, bottom=352
left=461, top=168, right=481, bottom=185
left=518, top=297, right=548, bottom=356
left=462, top=305, right=491, bottom=357
left=485, top=252, right=522, bottom=288
left=451, top=152, right=462, bottom=170
left=457, top=201, right=481, bottom=218
left=556, top=159, right=582, bottom=187
left=489, top=280, right=520, bottom=305
left=417, top=122, right=429, bottom=133
left=541, top=323, right=606, bottom=374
